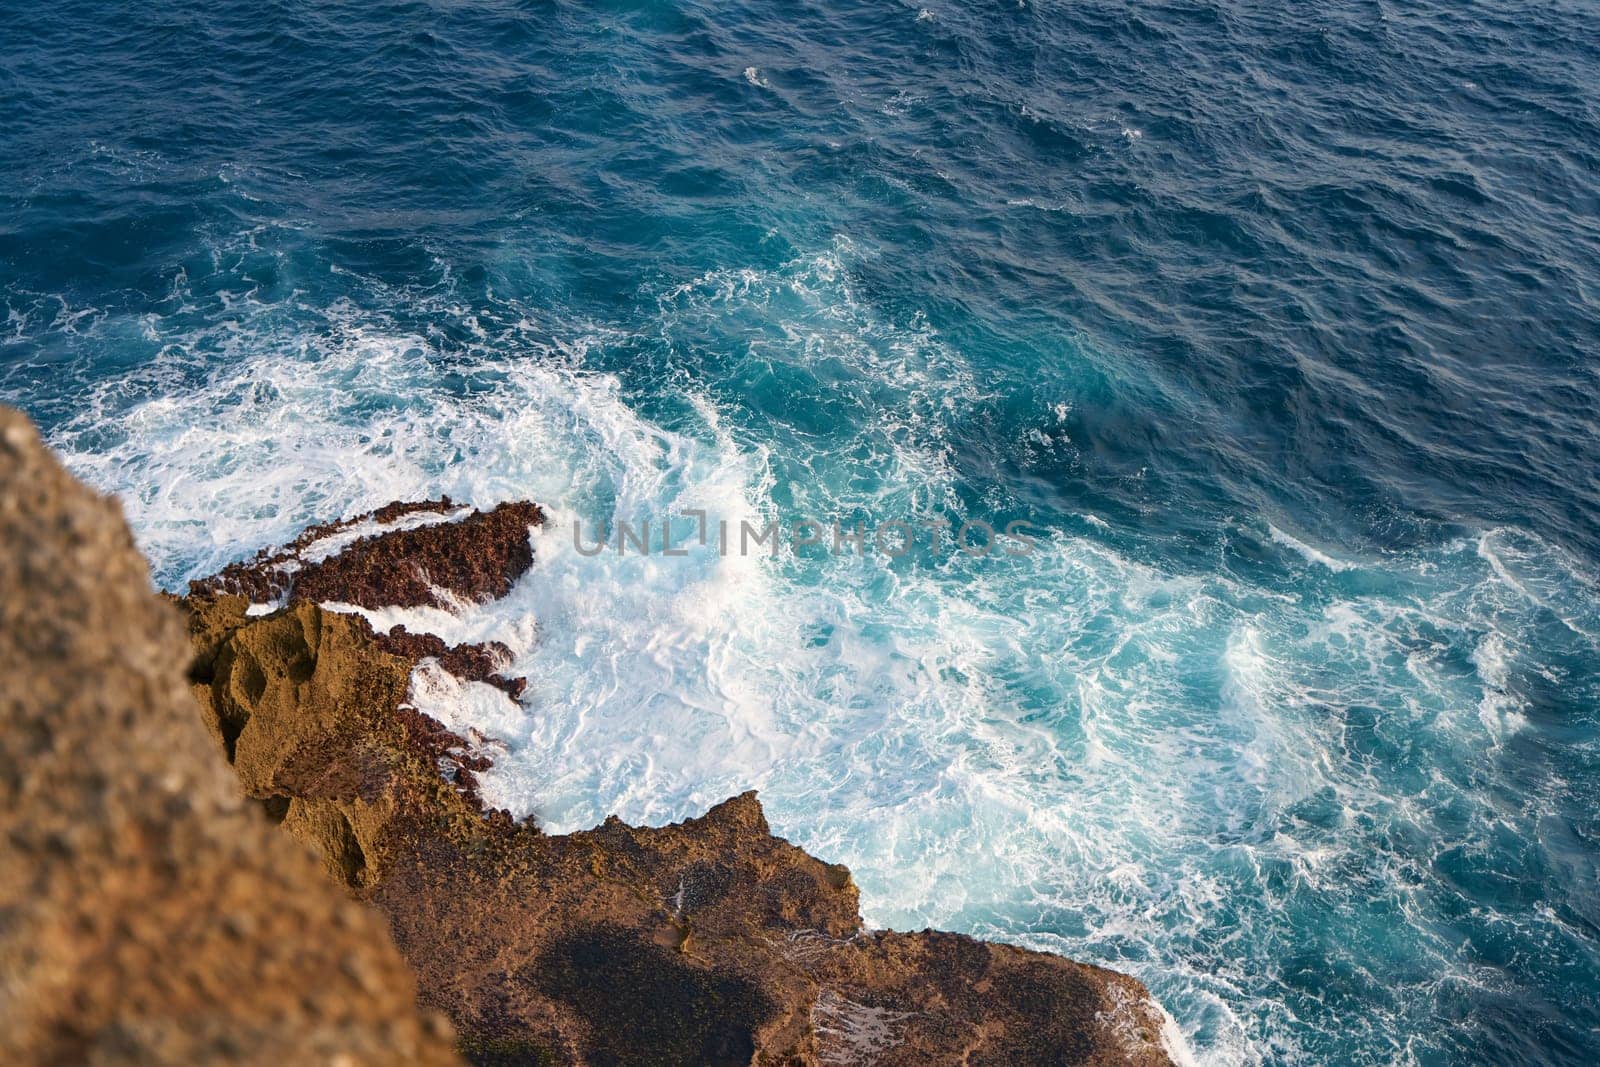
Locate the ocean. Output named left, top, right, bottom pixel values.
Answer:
left=3, top=1, right=1599, bottom=1062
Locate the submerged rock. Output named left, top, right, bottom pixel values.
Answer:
left=0, top=407, right=461, bottom=1066
left=180, top=500, right=1182, bottom=1065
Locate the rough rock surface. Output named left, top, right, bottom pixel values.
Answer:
left=181, top=506, right=1181, bottom=1066
left=0, top=407, right=462, bottom=1066
left=192, top=497, right=546, bottom=610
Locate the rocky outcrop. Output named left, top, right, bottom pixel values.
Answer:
left=0, top=408, right=461, bottom=1066
left=179, top=503, right=1181, bottom=1065
left=191, top=497, right=546, bottom=610
left=0, top=398, right=1179, bottom=1066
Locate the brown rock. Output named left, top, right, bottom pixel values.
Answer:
left=372, top=626, right=527, bottom=699
left=191, top=498, right=546, bottom=610
left=0, top=407, right=462, bottom=1066
left=181, top=518, right=1181, bottom=1066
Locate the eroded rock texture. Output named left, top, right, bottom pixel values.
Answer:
left=191, top=497, right=546, bottom=610
left=181, top=502, right=1180, bottom=1066
left=0, top=407, right=461, bottom=1066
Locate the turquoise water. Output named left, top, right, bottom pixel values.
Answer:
left=4, top=2, right=1600, bottom=1062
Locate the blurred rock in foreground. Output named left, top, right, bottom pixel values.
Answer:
left=0, top=406, right=461, bottom=1066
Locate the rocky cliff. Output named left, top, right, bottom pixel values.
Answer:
left=0, top=402, right=1182, bottom=1066
left=178, top=491, right=1182, bottom=1065
left=0, top=407, right=461, bottom=1066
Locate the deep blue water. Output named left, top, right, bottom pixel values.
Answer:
left=4, top=2, right=1600, bottom=1063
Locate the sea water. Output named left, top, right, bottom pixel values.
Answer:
left=4, top=2, right=1599, bottom=1062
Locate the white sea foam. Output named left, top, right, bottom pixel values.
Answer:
left=23, top=244, right=1600, bottom=1066
left=1471, top=632, right=1530, bottom=740
left=1267, top=523, right=1357, bottom=572
left=406, top=660, right=525, bottom=770
left=1158, top=998, right=1204, bottom=1067
left=1476, top=526, right=1600, bottom=644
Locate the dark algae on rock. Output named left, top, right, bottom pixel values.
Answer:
left=192, top=497, right=546, bottom=609
left=177, top=493, right=1181, bottom=1066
